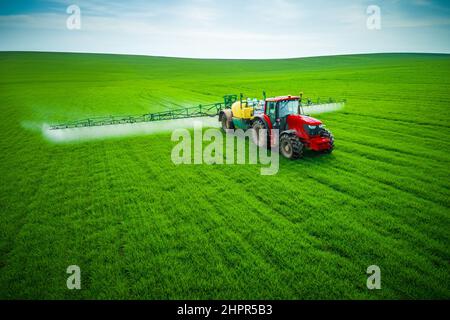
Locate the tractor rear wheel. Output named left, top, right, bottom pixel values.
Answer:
left=251, top=119, right=269, bottom=148
left=221, top=115, right=234, bottom=132
left=280, top=134, right=303, bottom=159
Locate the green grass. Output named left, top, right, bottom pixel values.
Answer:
left=0, top=52, right=449, bottom=299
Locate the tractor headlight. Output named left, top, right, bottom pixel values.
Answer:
left=308, top=125, right=316, bottom=130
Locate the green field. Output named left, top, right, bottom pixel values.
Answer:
left=0, top=52, right=449, bottom=299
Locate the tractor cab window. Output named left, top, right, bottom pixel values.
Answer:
left=266, top=102, right=276, bottom=117
left=279, top=100, right=299, bottom=118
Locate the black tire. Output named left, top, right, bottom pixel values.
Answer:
left=251, top=119, right=269, bottom=148
left=280, top=133, right=303, bottom=159
left=221, top=114, right=234, bottom=132
left=320, top=128, right=334, bottom=153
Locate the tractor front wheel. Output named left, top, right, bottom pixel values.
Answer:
left=320, top=128, right=334, bottom=154
left=279, top=134, right=303, bottom=159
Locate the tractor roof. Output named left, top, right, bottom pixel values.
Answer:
left=266, top=95, right=300, bottom=102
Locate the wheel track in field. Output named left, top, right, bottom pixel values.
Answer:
left=304, top=167, right=450, bottom=261
left=334, top=139, right=450, bottom=186
left=0, top=128, right=60, bottom=274
left=334, top=143, right=445, bottom=178
left=338, top=111, right=450, bottom=129
left=123, top=140, right=302, bottom=298
left=168, top=164, right=367, bottom=298
left=331, top=140, right=450, bottom=197
left=280, top=156, right=449, bottom=237
left=185, top=164, right=372, bottom=294
left=99, top=141, right=196, bottom=298
left=336, top=133, right=449, bottom=168
left=300, top=153, right=449, bottom=219
left=335, top=149, right=449, bottom=206
left=339, top=133, right=448, bottom=163
left=221, top=163, right=449, bottom=298
left=293, top=166, right=450, bottom=266
left=319, top=161, right=448, bottom=221
left=0, top=140, right=100, bottom=298
left=186, top=169, right=305, bottom=298
left=332, top=117, right=450, bottom=149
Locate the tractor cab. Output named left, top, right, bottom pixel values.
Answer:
left=264, top=95, right=302, bottom=131
left=264, top=95, right=322, bottom=134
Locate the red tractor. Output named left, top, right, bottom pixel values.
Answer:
left=219, top=93, right=334, bottom=159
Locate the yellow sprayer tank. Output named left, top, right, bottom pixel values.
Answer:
left=231, top=101, right=254, bottom=119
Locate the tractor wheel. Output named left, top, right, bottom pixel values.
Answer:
left=280, top=134, right=303, bottom=159
left=320, top=129, right=334, bottom=153
left=251, top=119, right=269, bottom=148
left=221, top=114, right=234, bottom=132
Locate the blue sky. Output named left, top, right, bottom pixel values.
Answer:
left=0, top=0, right=449, bottom=58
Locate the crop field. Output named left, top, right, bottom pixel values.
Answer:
left=0, top=52, right=449, bottom=299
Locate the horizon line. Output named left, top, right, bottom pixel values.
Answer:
left=1, top=50, right=449, bottom=61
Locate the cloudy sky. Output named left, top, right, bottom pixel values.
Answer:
left=0, top=0, right=449, bottom=58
